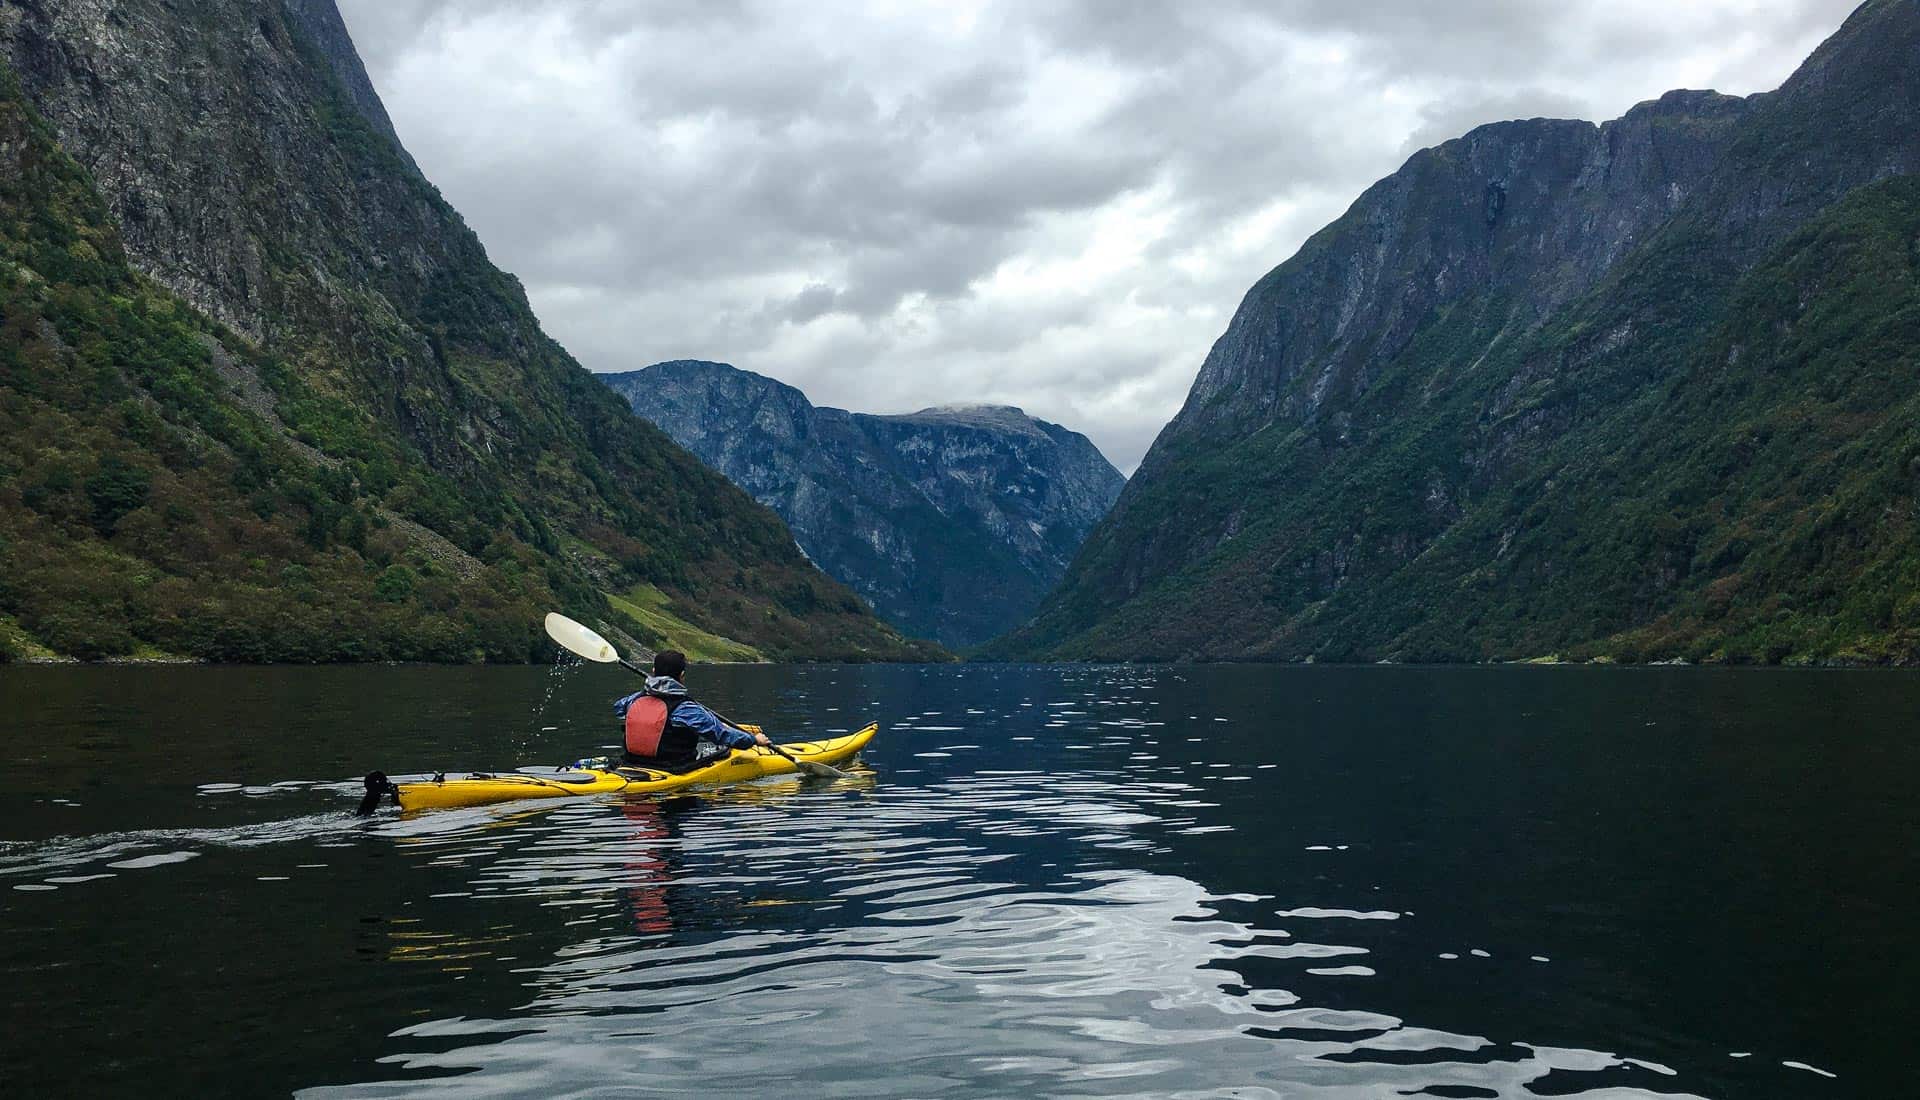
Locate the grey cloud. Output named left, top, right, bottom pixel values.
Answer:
left=917, top=62, right=1029, bottom=119
left=834, top=224, right=1019, bottom=315
left=337, top=0, right=1865, bottom=470
left=1027, top=0, right=1266, bottom=65
left=913, top=143, right=1161, bottom=229
left=781, top=283, right=841, bottom=325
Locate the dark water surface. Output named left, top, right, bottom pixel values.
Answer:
left=0, top=664, right=1913, bottom=1098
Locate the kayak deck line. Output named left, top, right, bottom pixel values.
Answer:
left=360, top=723, right=880, bottom=814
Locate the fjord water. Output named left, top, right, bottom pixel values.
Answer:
left=0, top=665, right=1911, bottom=1098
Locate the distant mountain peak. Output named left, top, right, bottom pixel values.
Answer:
left=605, top=361, right=1124, bottom=648
left=914, top=402, right=1024, bottom=415
left=888, top=404, right=1055, bottom=437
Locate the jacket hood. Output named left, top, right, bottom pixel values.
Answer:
left=644, top=675, right=689, bottom=700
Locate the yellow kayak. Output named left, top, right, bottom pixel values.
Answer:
left=364, top=723, right=879, bottom=813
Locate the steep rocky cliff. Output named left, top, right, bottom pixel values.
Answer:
left=992, top=0, right=1920, bottom=664
left=605, top=361, right=1125, bottom=647
left=0, top=0, right=937, bottom=662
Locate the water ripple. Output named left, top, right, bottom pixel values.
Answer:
left=276, top=766, right=1719, bottom=1098
left=4, top=663, right=1876, bottom=1097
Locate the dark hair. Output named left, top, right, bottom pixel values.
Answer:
left=653, top=650, right=688, bottom=679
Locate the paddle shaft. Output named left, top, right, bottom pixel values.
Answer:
left=703, top=703, right=839, bottom=774
left=706, top=703, right=847, bottom=778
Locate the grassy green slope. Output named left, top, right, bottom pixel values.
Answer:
left=0, top=61, right=938, bottom=663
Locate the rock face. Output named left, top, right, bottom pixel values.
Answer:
left=1167, top=91, right=1754, bottom=449
left=0, top=1, right=937, bottom=662
left=605, top=361, right=1125, bottom=647
left=993, top=0, right=1920, bottom=665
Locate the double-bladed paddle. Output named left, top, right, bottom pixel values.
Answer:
left=543, top=612, right=851, bottom=779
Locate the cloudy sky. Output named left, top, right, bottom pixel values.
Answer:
left=336, top=0, right=1859, bottom=471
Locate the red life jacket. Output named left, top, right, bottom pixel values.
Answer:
left=624, top=695, right=672, bottom=758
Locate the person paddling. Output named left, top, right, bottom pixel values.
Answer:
left=615, top=649, right=771, bottom=771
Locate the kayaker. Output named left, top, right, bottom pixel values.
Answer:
left=614, top=650, right=771, bottom=771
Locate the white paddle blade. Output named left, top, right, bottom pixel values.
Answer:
left=545, top=612, right=621, bottom=663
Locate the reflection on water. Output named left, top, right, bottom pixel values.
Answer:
left=290, top=767, right=1706, bottom=1100
left=2, top=663, right=1910, bottom=1097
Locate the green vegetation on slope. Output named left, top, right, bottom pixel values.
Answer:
left=1494, top=178, right=1920, bottom=664
left=994, top=177, right=1920, bottom=665
left=0, top=69, right=554, bottom=662
left=607, top=584, right=763, bottom=664
left=0, top=55, right=938, bottom=664
left=989, top=0, right=1920, bottom=666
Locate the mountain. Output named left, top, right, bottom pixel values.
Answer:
left=0, top=0, right=939, bottom=663
left=604, top=361, right=1125, bottom=648
left=990, top=0, right=1920, bottom=665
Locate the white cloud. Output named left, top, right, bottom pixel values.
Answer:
left=337, top=0, right=1862, bottom=471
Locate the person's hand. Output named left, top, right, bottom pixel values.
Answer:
left=752, top=731, right=772, bottom=748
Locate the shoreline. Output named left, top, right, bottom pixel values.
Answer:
left=7, top=656, right=1919, bottom=671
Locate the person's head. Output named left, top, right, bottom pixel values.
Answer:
left=653, top=650, right=688, bottom=681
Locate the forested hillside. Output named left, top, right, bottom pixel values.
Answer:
left=990, top=0, right=1920, bottom=665
left=0, top=3, right=937, bottom=663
